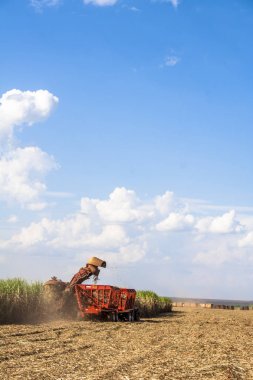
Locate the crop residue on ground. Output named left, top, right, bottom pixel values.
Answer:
left=0, top=307, right=253, bottom=380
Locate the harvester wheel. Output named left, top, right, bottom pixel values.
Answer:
left=134, top=309, right=140, bottom=321
left=128, top=311, right=134, bottom=322
left=108, top=312, right=116, bottom=322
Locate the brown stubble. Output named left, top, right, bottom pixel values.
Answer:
left=0, top=307, right=252, bottom=380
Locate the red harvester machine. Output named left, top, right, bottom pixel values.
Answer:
left=44, top=257, right=140, bottom=321
left=75, top=284, right=140, bottom=322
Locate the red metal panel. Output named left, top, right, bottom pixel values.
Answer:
left=118, top=288, right=136, bottom=311
left=75, top=284, right=121, bottom=315
left=75, top=284, right=136, bottom=317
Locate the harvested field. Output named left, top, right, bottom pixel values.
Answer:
left=0, top=307, right=253, bottom=380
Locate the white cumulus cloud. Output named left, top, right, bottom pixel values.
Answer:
left=0, top=89, right=58, bottom=142
left=238, top=231, right=253, bottom=247
left=83, top=187, right=139, bottom=223
left=2, top=187, right=248, bottom=265
left=154, top=191, right=174, bottom=215
left=156, top=213, right=194, bottom=232
left=10, top=214, right=129, bottom=250
left=81, top=187, right=154, bottom=223
left=0, top=147, right=58, bottom=209
left=0, top=88, right=59, bottom=209
left=196, top=210, right=243, bottom=234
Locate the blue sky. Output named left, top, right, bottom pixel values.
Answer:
left=0, top=0, right=253, bottom=299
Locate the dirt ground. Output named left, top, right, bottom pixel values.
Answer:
left=0, top=307, right=253, bottom=380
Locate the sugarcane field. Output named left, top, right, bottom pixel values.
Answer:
left=2, top=1, right=253, bottom=379
left=1, top=258, right=253, bottom=379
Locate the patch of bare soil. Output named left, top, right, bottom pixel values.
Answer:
left=0, top=308, right=253, bottom=379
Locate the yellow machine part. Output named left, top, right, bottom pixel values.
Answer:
left=87, top=257, right=106, bottom=268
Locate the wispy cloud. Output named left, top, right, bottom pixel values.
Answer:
left=46, top=191, right=75, bottom=199
left=168, top=0, right=180, bottom=8
left=7, top=215, right=18, bottom=224
left=30, top=0, right=61, bottom=11
left=29, top=0, right=180, bottom=10
left=83, top=0, right=118, bottom=6
left=128, top=6, right=140, bottom=12
left=164, top=55, right=180, bottom=67
left=122, top=5, right=140, bottom=12
left=159, top=55, right=180, bottom=69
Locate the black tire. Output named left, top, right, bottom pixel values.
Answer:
left=134, top=309, right=140, bottom=321
left=108, top=312, right=117, bottom=322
